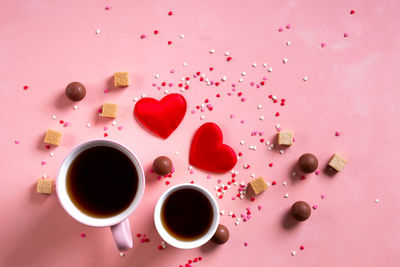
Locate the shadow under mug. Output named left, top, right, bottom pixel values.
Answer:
left=154, top=183, right=220, bottom=249
left=56, top=139, right=145, bottom=251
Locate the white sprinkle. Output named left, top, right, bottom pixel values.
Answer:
left=241, top=72, right=246, bottom=76
left=181, top=77, right=185, bottom=81
left=284, top=193, right=289, bottom=198
left=73, top=105, right=78, bottom=110
left=229, top=211, right=233, bottom=216
left=272, top=95, right=277, bottom=100
left=43, top=174, right=47, bottom=178
left=87, top=123, right=91, bottom=128
left=259, top=115, right=264, bottom=121
left=252, top=62, right=257, bottom=67
left=141, top=93, right=146, bottom=98
left=251, top=174, right=256, bottom=178
left=234, top=171, right=238, bottom=175
left=279, top=150, right=284, bottom=154
left=375, top=199, right=380, bottom=203
left=240, top=181, right=245, bottom=186
left=233, top=182, right=238, bottom=186
left=214, top=185, right=219, bottom=190
left=266, top=182, right=271, bottom=187
left=239, top=78, right=244, bottom=82
left=263, top=63, right=268, bottom=67
left=283, top=181, right=287, bottom=186
left=200, top=115, right=205, bottom=120
left=155, top=74, right=159, bottom=78
left=235, top=221, right=240, bottom=225
left=221, top=76, right=227, bottom=81
left=291, top=251, right=296, bottom=256
left=240, top=195, right=244, bottom=199
left=230, top=170, right=235, bottom=174
left=286, top=41, right=291, bottom=46
left=268, top=67, right=273, bottom=72
left=188, top=166, right=193, bottom=170
left=268, top=147, right=272, bottom=151
left=220, top=210, right=225, bottom=215
left=205, top=78, right=209, bottom=83
left=95, top=29, right=101, bottom=34
left=179, top=33, right=185, bottom=39
left=240, top=140, right=245, bottom=145
left=183, top=62, right=188, bottom=66
left=133, top=97, right=138, bottom=102
left=206, top=81, right=211, bottom=86
left=257, top=104, right=262, bottom=109
left=49, top=152, right=55, bottom=157
left=276, top=124, right=280, bottom=129
left=175, top=151, right=179, bottom=155
left=185, top=80, right=190, bottom=85
left=112, top=121, right=117, bottom=126
left=200, top=74, right=205, bottom=78
left=303, top=76, right=308, bottom=81
left=224, top=51, right=230, bottom=56
left=210, top=49, right=215, bottom=54
left=52, top=114, right=57, bottom=120
left=283, top=58, right=288, bottom=64
left=266, top=141, right=270, bottom=145
left=292, top=172, right=297, bottom=176
left=164, top=90, right=169, bottom=94
left=120, top=252, right=125, bottom=257
left=180, top=88, right=185, bottom=92
left=270, top=144, right=274, bottom=148
left=216, top=192, right=222, bottom=197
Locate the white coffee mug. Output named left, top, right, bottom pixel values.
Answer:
left=56, top=139, right=145, bottom=251
left=154, top=183, right=219, bottom=249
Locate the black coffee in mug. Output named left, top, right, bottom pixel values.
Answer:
left=161, top=188, right=214, bottom=241
left=66, top=146, right=138, bottom=218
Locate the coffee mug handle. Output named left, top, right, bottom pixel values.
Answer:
left=110, top=218, right=133, bottom=251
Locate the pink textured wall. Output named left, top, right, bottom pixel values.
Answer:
left=1, top=0, right=400, bottom=266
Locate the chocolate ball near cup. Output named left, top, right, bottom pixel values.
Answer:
left=153, top=156, right=173, bottom=176
left=211, top=224, right=229, bottom=245
left=298, top=153, right=318, bottom=173
left=290, top=201, right=311, bottom=221
left=65, top=81, right=86, bottom=102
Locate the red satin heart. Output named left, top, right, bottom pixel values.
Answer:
left=189, top=122, right=237, bottom=173
left=134, top=94, right=187, bottom=139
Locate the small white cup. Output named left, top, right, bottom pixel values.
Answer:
left=154, top=183, right=219, bottom=249
left=56, top=139, right=145, bottom=251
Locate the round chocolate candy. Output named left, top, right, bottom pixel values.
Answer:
left=153, top=156, right=173, bottom=176
left=290, top=201, right=311, bottom=221
left=65, top=82, right=86, bottom=102
left=298, top=153, right=318, bottom=173
left=211, top=224, right=229, bottom=245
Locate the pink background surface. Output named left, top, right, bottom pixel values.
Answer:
left=1, top=0, right=400, bottom=266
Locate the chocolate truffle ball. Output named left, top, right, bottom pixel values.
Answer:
left=65, top=82, right=86, bottom=102
left=290, top=201, right=311, bottom=221
left=153, top=156, right=173, bottom=175
left=211, top=224, right=229, bottom=245
left=298, top=153, right=318, bottom=173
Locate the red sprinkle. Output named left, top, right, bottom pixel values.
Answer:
left=238, top=152, right=243, bottom=156
left=216, top=93, right=220, bottom=98
left=45, top=145, right=51, bottom=149
left=268, top=163, right=273, bottom=167
left=198, top=257, right=202, bottom=261
left=167, top=41, right=172, bottom=45
left=260, top=139, right=264, bottom=143
left=136, top=233, right=142, bottom=237
left=250, top=197, right=255, bottom=202
left=226, top=57, right=232, bottom=62
left=80, top=233, right=86, bottom=238
left=23, top=85, right=29, bottom=90
left=209, top=67, right=214, bottom=71
left=158, top=245, right=163, bottom=250
left=104, top=133, right=108, bottom=137
left=300, top=245, right=305, bottom=250
left=168, top=11, right=173, bottom=16
left=218, top=195, right=223, bottom=199
left=300, top=175, right=306, bottom=180
left=272, top=181, right=276, bottom=185
left=154, top=30, right=159, bottom=34
left=165, top=181, right=170, bottom=185
left=350, top=10, right=355, bottom=14
left=59, top=120, right=64, bottom=124
left=275, top=112, right=280, bottom=117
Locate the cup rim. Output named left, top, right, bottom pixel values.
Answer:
left=56, top=139, right=145, bottom=227
left=154, top=183, right=219, bottom=249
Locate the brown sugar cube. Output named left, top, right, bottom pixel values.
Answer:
left=278, top=131, right=293, bottom=146
left=114, top=72, right=129, bottom=87
left=328, top=153, right=347, bottom=172
left=247, top=177, right=267, bottom=196
left=44, top=129, right=63, bottom=146
left=102, top=103, right=118, bottom=118
left=36, top=177, right=54, bottom=194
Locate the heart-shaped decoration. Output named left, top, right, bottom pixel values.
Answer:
left=134, top=94, right=187, bottom=139
left=189, top=122, right=237, bottom=173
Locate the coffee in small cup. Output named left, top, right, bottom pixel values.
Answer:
left=161, top=188, right=214, bottom=241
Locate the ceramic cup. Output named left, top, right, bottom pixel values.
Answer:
left=154, top=183, right=219, bottom=249
left=56, top=139, right=145, bottom=251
